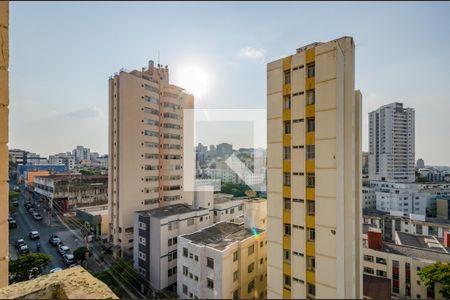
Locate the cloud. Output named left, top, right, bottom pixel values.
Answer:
left=65, top=106, right=103, bottom=119
left=238, top=46, right=266, bottom=63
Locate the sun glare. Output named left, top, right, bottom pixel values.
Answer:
left=177, top=63, right=210, bottom=99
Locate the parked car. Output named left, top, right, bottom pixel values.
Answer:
left=28, top=207, right=35, bottom=214
left=49, top=235, right=61, bottom=246
left=24, top=201, right=32, bottom=209
left=29, top=231, right=40, bottom=240
left=32, top=213, right=43, bottom=221
left=15, top=239, right=26, bottom=249
left=17, top=245, right=29, bottom=255
left=49, top=267, right=63, bottom=273
left=14, top=186, right=20, bottom=192
left=57, top=245, right=71, bottom=256
left=11, top=200, right=19, bottom=207
left=62, top=254, right=75, bottom=266
left=8, top=219, right=17, bottom=229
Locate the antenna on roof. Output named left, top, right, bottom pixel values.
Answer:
left=158, top=50, right=160, bottom=67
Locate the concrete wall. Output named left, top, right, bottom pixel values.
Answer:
left=0, top=0, right=8, bottom=288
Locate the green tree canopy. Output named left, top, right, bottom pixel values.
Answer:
left=418, top=262, right=450, bottom=298
left=92, top=258, right=140, bottom=298
left=221, top=182, right=252, bottom=197
left=9, top=253, right=52, bottom=284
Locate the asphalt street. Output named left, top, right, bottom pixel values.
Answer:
left=9, top=185, right=83, bottom=274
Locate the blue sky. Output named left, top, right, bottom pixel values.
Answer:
left=8, top=1, right=450, bottom=165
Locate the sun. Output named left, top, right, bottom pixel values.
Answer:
left=177, top=63, right=210, bottom=99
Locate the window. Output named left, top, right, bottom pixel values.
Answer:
left=306, top=173, right=315, bottom=188
left=376, top=270, right=387, bottom=277
left=306, top=145, right=315, bottom=160
left=284, top=223, right=291, bottom=236
left=187, top=218, right=194, bottom=226
left=284, top=275, right=291, bottom=288
left=284, top=121, right=291, bottom=134
left=195, top=255, right=198, bottom=261
left=284, top=70, right=291, bottom=84
left=364, top=255, right=374, bottom=262
left=307, top=118, right=315, bottom=132
left=248, top=279, right=255, bottom=293
left=142, top=118, right=159, bottom=126
left=284, top=95, right=291, bottom=109
left=284, top=249, right=291, bottom=262
left=182, top=284, right=188, bottom=295
left=307, top=283, right=316, bottom=296
left=364, top=267, right=374, bottom=274
left=233, top=251, right=238, bottom=262
left=284, top=198, right=291, bottom=210
left=307, top=91, right=315, bottom=105
left=283, top=146, right=291, bottom=160
left=183, top=266, right=188, bottom=276
left=376, top=257, right=387, bottom=265
left=283, top=172, right=291, bottom=186
left=307, top=228, right=315, bottom=241
left=233, top=289, right=239, bottom=300
left=138, top=236, right=146, bottom=246
left=138, top=251, right=146, bottom=261
left=195, top=275, right=198, bottom=281
left=207, top=257, right=214, bottom=269
left=306, top=255, right=315, bottom=272
left=307, top=200, right=315, bottom=216
left=168, top=250, right=177, bottom=262
left=248, top=245, right=255, bottom=255
left=207, top=278, right=214, bottom=289
left=183, top=248, right=188, bottom=257
left=233, top=270, right=238, bottom=282
left=139, top=222, right=146, bottom=230
left=248, top=262, right=254, bottom=274
left=307, top=65, right=315, bottom=78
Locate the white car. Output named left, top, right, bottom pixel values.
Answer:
left=58, top=245, right=70, bottom=256
left=49, top=267, right=63, bottom=273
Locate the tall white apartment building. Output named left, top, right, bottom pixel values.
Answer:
left=109, top=60, right=194, bottom=256
left=369, top=102, right=415, bottom=182
left=266, top=37, right=362, bottom=299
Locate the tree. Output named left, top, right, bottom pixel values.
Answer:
left=9, top=253, right=52, bottom=284
left=418, top=262, right=450, bottom=298
left=221, top=182, right=252, bottom=197
left=92, top=258, right=140, bottom=298
left=73, top=246, right=87, bottom=264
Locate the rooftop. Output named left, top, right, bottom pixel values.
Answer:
left=137, top=203, right=206, bottom=219
left=381, top=242, right=450, bottom=263
left=396, top=232, right=448, bottom=253
left=181, top=222, right=264, bottom=251
left=0, top=267, right=118, bottom=299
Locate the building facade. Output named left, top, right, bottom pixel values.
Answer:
left=34, top=174, right=108, bottom=213
left=416, top=158, right=425, bottom=169
left=177, top=222, right=267, bottom=299
left=369, top=102, right=415, bottom=182
left=133, top=203, right=212, bottom=291
left=266, top=37, right=362, bottom=298
left=363, top=230, right=449, bottom=299
left=0, top=0, right=9, bottom=287
left=109, top=60, right=194, bottom=256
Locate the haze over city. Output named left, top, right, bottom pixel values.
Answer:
left=7, top=1, right=450, bottom=165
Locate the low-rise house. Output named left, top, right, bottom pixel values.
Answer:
left=34, top=174, right=108, bottom=213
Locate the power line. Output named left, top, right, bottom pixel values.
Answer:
left=51, top=200, right=175, bottom=299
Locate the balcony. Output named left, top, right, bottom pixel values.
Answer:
left=0, top=267, right=118, bottom=299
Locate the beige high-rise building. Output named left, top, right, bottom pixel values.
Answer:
left=109, top=61, right=194, bottom=256
left=266, top=37, right=362, bottom=298
left=0, top=0, right=9, bottom=288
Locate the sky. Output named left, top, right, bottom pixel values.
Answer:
left=8, top=1, right=450, bottom=165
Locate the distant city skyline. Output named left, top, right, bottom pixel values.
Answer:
left=8, top=2, right=450, bottom=165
